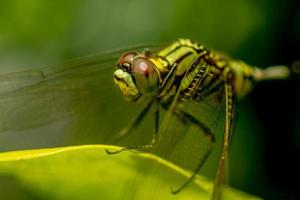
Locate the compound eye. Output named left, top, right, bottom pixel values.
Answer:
left=117, top=52, right=137, bottom=68
left=132, top=57, right=159, bottom=94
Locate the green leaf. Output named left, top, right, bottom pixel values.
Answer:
left=0, top=145, right=261, bottom=200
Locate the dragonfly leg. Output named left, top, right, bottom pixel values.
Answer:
left=105, top=144, right=154, bottom=155
left=150, top=101, right=160, bottom=145
left=210, top=74, right=235, bottom=200
left=113, top=99, right=155, bottom=144
left=169, top=108, right=215, bottom=194
left=106, top=99, right=159, bottom=154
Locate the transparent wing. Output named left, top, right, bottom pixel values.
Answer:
left=0, top=45, right=160, bottom=151
left=153, top=84, right=226, bottom=176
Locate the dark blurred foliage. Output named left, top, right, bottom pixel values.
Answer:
left=0, top=0, right=299, bottom=199
left=245, top=0, right=300, bottom=199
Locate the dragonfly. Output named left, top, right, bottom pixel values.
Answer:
left=0, top=39, right=294, bottom=199
left=107, top=39, right=293, bottom=199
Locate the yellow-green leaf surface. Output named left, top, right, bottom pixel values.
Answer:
left=0, top=145, right=261, bottom=200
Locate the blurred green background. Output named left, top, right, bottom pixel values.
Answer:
left=0, top=0, right=299, bottom=199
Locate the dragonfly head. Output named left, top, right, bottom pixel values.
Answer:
left=114, top=51, right=160, bottom=101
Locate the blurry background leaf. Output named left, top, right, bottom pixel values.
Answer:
left=0, top=145, right=261, bottom=200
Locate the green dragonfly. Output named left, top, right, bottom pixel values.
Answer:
left=0, top=39, right=293, bottom=199
left=108, top=39, right=293, bottom=199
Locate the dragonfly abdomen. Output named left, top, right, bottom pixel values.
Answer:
left=228, top=60, right=256, bottom=99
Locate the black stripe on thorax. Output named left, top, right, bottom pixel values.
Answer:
left=164, top=44, right=203, bottom=58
